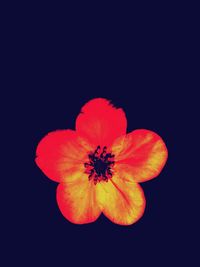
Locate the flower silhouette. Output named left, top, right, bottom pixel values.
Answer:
left=35, top=98, right=168, bottom=225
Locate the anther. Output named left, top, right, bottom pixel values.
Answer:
left=84, top=145, right=115, bottom=185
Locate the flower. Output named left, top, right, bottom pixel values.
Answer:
left=35, top=98, right=168, bottom=225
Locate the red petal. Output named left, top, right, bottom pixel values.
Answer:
left=112, top=129, right=168, bottom=182
left=76, top=98, right=127, bottom=147
left=35, top=130, right=92, bottom=182
left=57, top=172, right=101, bottom=224
left=96, top=174, right=146, bottom=225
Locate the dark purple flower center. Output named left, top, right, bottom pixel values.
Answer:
left=84, top=146, right=115, bottom=185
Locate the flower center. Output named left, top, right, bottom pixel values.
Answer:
left=84, top=146, right=115, bottom=185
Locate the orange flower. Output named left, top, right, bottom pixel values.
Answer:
left=35, top=98, right=168, bottom=225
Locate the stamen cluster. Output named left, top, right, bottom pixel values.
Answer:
left=84, top=146, right=115, bottom=184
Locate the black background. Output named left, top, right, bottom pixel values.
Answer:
left=3, top=3, right=197, bottom=266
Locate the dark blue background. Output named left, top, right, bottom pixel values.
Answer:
left=4, top=3, right=197, bottom=266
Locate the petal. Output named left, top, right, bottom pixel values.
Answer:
left=76, top=98, right=127, bottom=147
left=112, top=129, right=168, bottom=182
left=56, top=172, right=101, bottom=224
left=96, top=174, right=145, bottom=225
left=35, top=130, right=93, bottom=182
